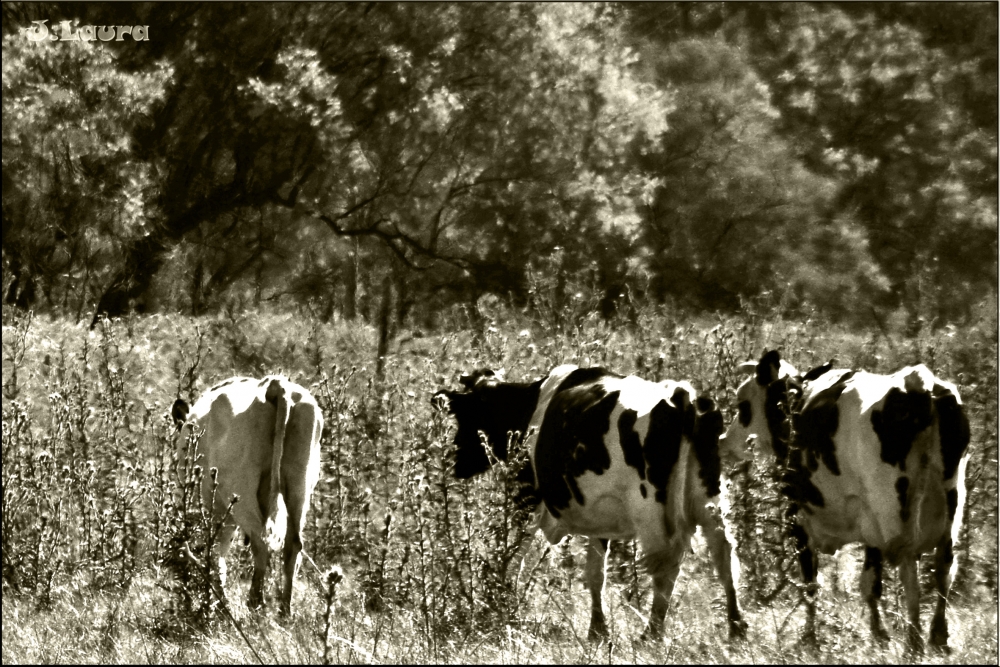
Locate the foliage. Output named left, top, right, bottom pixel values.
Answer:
left=631, top=36, right=887, bottom=318
left=2, top=27, right=170, bottom=317
left=732, top=3, right=998, bottom=326
left=2, top=4, right=993, bottom=328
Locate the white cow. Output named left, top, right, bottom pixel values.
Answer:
left=433, top=364, right=746, bottom=642
left=722, top=350, right=970, bottom=651
left=172, top=375, right=322, bottom=614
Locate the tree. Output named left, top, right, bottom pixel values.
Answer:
left=8, top=3, right=989, bottom=327
left=56, top=3, right=669, bottom=322
left=730, top=4, right=997, bottom=325
left=2, top=24, right=170, bottom=319
left=624, top=2, right=997, bottom=326
left=630, top=36, right=886, bottom=318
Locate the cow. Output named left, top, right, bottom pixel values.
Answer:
left=721, top=350, right=970, bottom=651
left=432, top=364, right=747, bottom=642
left=171, top=375, right=323, bottom=615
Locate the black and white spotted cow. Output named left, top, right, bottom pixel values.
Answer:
left=722, top=350, right=970, bottom=651
left=432, top=364, right=746, bottom=641
left=172, top=375, right=323, bottom=615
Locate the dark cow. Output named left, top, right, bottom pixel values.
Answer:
left=172, top=375, right=323, bottom=615
left=432, top=364, right=746, bottom=641
left=722, top=350, right=970, bottom=651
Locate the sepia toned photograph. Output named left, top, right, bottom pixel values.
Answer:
left=2, top=2, right=996, bottom=663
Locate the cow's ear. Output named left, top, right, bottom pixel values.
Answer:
left=738, top=361, right=757, bottom=373
left=757, top=350, right=782, bottom=386
left=431, top=390, right=452, bottom=413
left=803, top=359, right=835, bottom=382
left=473, top=369, right=502, bottom=390
left=669, top=386, right=691, bottom=412
left=460, top=369, right=493, bottom=389
left=171, top=399, right=190, bottom=428
left=694, top=395, right=724, bottom=439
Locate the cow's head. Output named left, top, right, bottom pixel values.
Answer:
left=720, top=350, right=802, bottom=462
left=688, top=394, right=728, bottom=498
left=171, top=398, right=190, bottom=430
left=432, top=368, right=539, bottom=479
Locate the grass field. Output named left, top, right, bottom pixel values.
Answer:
left=2, top=301, right=997, bottom=664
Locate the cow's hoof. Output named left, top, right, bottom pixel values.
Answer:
left=929, top=631, right=951, bottom=654
left=729, top=618, right=748, bottom=640
left=929, top=642, right=951, bottom=656
left=587, top=623, right=609, bottom=643
left=906, top=628, right=926, bottom=655
left=872, top=627, right=890, bottom=644
left=930, top=619, right=949, bottom=651
left=247, top=593, right=264, bottom=612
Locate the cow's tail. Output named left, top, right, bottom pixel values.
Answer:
left=264, top=377, right=291, bottom=550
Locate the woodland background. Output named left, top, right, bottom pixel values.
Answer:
left=2, top=3, right=997, bottom=664
left=2, top=2, right=996, bottom=331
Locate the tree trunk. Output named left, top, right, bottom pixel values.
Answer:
left=374, top=276, right=392, bottom=383
left=89, top=235, right=165, bottom=328
left=343, top=238, right=358, bottom=321
left=190, top=258, right=204, bottom=316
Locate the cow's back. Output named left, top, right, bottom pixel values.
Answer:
left=181, top=377, right=277, bottom=514
left=527, top=372, right=718, bottom=545
left=792, top=366, right=969, bottom=560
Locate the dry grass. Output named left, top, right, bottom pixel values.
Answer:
left=2, top=301, right=997, bottom=664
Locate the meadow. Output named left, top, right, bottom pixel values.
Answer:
left=2, top=299, right=997, bottom=664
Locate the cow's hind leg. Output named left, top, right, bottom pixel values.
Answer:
left=279, top=527, right=302, bottom=616
left=640, top=548, right=683, bottom=641
left=861, top=546, right=890, bottom=643
left=277, top=488, right=309, bottom=616
left=247, top=532, right=270, bottom=610
left=214, top=521, right=238, bottom=595
left=930, top=535, right=956, bottom=650
left=791, top=524, right=820, bottom=646
left=702, top=515, right=747, bottom=639
left=233, top=469, right=272, bottom=611
left=584, top=538, right=610, bottom=641
left=276, top=402, right=322, bottom=616
left=900, top=557, right=925, bottom=653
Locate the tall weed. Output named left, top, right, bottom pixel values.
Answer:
left=2, top=299, right=996, bottom=662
